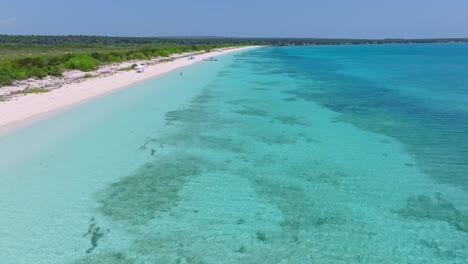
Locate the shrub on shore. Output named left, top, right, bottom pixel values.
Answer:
left=156, top=49, right=171, bottom=57
left=0, top=63, right=63, bottom=86
left=0, top=67, right=14, bottom=85
left=64, top=55, right=98, bottom=72
left=9, top=88, right=50, bottom=96
left=0, top=42, right=242, bottom=86
left=129, top=52, right=147, bottom=60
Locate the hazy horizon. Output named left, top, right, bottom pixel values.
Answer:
left=2, top=34, right=468, bottom=40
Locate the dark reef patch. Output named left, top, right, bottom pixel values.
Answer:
left=190, top=89, right=218, bottom=104
left=251, top=176, right=346, bottom=237
left=216, top=71, right=231, bottom=77
left=97, top=153, right=204, bottom=224
left=158, top=130, right=247, bottom=153
left=165, top=106, right=213, bottom=124
left=250, top=80, right=282, bottom=87
left=287, top=162, right=348, bottom=186
left=72, top=252, right=134, bottom=264
left=284, top=97, right=298, bottom=102
left=234, top=106, right=269, bottom=117
left=131, top=235, right=208, bottom=264
left=397, top=193, right=468, bottom=233
left=274, top=115, right=308, bottom=126
left=420, top=239, right=460, bottom=260
left=225, top=99, right=251, bottom=106
left=252, top=87, right=270, bottom=91
left=82, top=217, right=110, bottom=254
left=255, top=133, right=296, bottom=145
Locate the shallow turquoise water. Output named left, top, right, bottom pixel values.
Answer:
left=1, top=45, right=468, bottom=263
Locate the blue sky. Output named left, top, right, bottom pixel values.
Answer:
left=1, top=0, right=467, bottom=38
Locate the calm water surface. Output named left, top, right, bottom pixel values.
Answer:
left=1, top=44, right=468, bottom=263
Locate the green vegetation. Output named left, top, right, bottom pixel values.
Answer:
left=0, top=35, right=246, bottom=87
left=129, top=52, right=147, bottom=60
left=9, top=88, right=50, bottom=95
left=1, top=35, right=467, bottom=87
left=0, top=57, right=62, bottom=86
left=83, top=73, right=98, bottom=78
left=118, top=64, right=138, bottom=71
left=64, top=55, right=97, bottom=71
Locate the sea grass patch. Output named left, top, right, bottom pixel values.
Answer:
left=234, top=106, right=269, bottom=117
left=97, top=153, right=204, bottom=224
left=273, top=115, right=308, bottom=127
left=251, top=176, right=346, bottom=236
left=396, top=193, right=468, bottom=233
left=71, top=252, right=134, bottom=264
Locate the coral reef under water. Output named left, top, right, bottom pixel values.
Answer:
left=274, top=115, right=308, bottom=127
left=82, top=217, right=110, bottom=254
left=72, top=252, right=134, bottom=264
left=397, top=193, right=468, bottom=233
left=97, top=153, right=204, bottom=224
left=234, top=106, right=269, bottom=117
left=419, top=239, right=460, bottom=260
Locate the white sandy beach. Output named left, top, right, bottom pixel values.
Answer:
left=0, top=46, right=256, bottom=132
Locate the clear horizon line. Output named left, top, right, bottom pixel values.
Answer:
left=1, top=34, right=468, bottom=40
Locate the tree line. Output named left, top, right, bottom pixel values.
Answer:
left=1, top=35, right=467, bottom=46
left=0, top=42, right=237, bottom=86
left=1, top=35, right=467, bottom=87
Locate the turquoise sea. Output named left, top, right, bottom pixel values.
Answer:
left=1, top=44, right=468, bottom=263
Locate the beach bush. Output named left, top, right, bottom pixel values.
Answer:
left=9, top=88, right=50, bottom=95
left=157, top=49, right=171, bottom=57
left=30, top=66, right=48, bottom=78
left=103, top=52, right=125, bottom=63
left=10, top=67, right=30, bottom=80
left=0, top=36, right=247, bottom=86
left=130, top=52, right=147, bottom=60
left=46, top=66, right=63, bottom=77
left=83, top=73, right=97, bottom=78
left=166, top=46, right=182, bottom=54
left=106, top=55, right=123, bottom=63
left=90, top=52, right=105, bottom=61
left=44, top=56, right=63, bottom=66
left=64, top=55, right=98, bottom=72
left=138, top=47, right=155, bottom=58
left=0, top=67, right=14, bottom=85
left=16, top=57, right=46, bottom=68
left=0, top=63, right=62, bottom=85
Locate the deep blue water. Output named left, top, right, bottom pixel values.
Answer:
left=258, top=44, right=468, bottom=189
